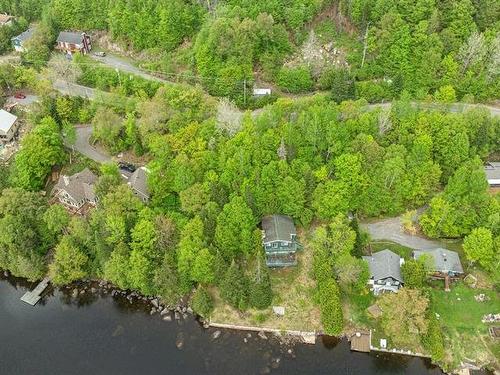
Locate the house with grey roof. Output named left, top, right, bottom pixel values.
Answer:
left=413, top=248, right=464, bottom=277
left=0, top=110, right=19, bottom=144
left=128, top=167, right=150, bottom=202
left=53, top=168, right=98, bottom=209
left=56, top=31, right=91, bottom=55
left=11, top=28, right=34, bottom=52
left=485, top=162, right=500, bottom=187
left=262, top=215, right=300, bottom=267
left=363, top=249, right=404, bottom=295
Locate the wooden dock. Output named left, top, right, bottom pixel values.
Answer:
left=20, top=277, right=51, bottom=306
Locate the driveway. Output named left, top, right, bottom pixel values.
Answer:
left=91, top=54, right=167, bottom=83
left=361, top=216, right=442, bottom=250
left=67, top=125, right=111, bottom=163
left=6, top=95, right=39, bottom=106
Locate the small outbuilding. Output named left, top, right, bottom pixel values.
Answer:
left=261, top=215, right=300, bottom=267
left=53, top=168, right=98, bottom=209
left=56, top=31, right=91, bottom=55
left=363, top=249, right=404, bottom=295
left=0, top=109, right=19, bottom=144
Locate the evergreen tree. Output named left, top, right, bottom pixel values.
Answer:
left=219, top=261, right=249, bottom=310
left=249, top=257, right=273, bottom=310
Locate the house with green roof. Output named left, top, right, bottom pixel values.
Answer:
left=261, top=215, right=301, bottom=267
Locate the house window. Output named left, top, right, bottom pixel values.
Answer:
left=272, top=242, right=278, bottom=248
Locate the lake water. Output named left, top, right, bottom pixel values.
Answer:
left=0, top=274, right=446, bottom=375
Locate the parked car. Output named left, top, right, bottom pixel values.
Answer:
left=14, top=92, right=26, bottom=99
left=118, top=161, right=136, bottom=173
left=93, top=51, right=106, bottom=57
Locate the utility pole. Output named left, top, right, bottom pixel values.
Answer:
left=361, top=22, right=370, bottom=68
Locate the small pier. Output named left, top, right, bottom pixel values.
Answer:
left=20, top=277, right=51, bottom=306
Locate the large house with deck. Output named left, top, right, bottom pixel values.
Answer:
left=261, top=215, right=300, bottom=267
left=363, top=249, right=404, bottom=295
left=56, top=31, right=91, bottom=55
left=53, top=168, right=98, bottom=209
left=0, top=110, right=19, bottom=144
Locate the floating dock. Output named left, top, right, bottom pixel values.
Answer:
left=20, top=277, right=50, bottom=306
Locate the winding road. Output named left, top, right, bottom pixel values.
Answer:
left=67, top=126, right=111, bottom=163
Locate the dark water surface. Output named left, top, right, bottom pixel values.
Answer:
left=0, top=275, right=445, bottom=375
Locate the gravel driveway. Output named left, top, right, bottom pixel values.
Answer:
left=360, top=216, right=442, bottom=250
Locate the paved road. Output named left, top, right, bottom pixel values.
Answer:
left=67, top=126, right=111, bottom=163
left=360, top=216, right=443, bottom=250
left=91, top=54, right=167, bottom=83
left=53, top=80, right=97, bottom=99
left=366, top=101, right=500, bottom=117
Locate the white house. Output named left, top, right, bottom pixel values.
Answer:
left=484, top=162, right=500, bottom=187
left=0, top=110, right=19, bottom=144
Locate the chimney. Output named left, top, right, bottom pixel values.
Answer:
left=63, top=176, right=70, bottom=186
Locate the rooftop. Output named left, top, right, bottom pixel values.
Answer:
left=414, top=248, right=464, bottom=274
left=57, top=31, right=85, bottom=44
left=362, top=249, right=403, bottom=282
left=128, top=167, right=150, bottom=198
left=12, top=28, right=35, bottom=42
left=484, top=162, right=500, bottom=181
left=53, top=168, right=97, bottom=202
left=0, top=14, right=13, bottom=23
left=0, top=110, right=18, bottom=134
left=262, top=215, right=296, bottom=243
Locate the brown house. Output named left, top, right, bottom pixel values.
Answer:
left=56, top=31, right=91, bottom=55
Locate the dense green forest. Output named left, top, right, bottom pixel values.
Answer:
left=1, top=0, right=499, bottom=104
left=0, top=0, right=499, bottom=367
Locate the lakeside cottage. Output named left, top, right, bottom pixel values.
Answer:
left=484, top=162, right=500, bottom=188
left=128, top=166, right=150, bottom=202
left=11, top=28, right=34, bottom=52
left=363, top=249, right=404, bottom=295
left=56, top=31, right=91, bottom=55
left=53, top=168, right=98, bottom=209
left=0, top=110, right=19, bottom=144
left=261, top=215, right=300, bottom=267
left=413, top=248, right=464, bottom=277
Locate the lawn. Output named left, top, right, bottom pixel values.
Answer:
left=369, top=241, right=414, bottom=260
left=210, top=232, right=322, bottom=333
left=429, top=282, right=500, bottom=369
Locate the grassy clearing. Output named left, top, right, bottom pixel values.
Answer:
left=370, top=241, right=414, bottom=260
left=210, top=234, right=321, bottom=332
left=429, top=282, right=500, bottom=369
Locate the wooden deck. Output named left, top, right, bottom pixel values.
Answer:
left=20, top=277, right=51, bottom=306
left=350, top=331, right=371, bottom=353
